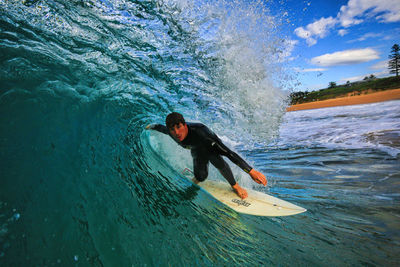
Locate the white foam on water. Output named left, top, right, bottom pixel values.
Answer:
left=279, top=100, right=400, bottom=157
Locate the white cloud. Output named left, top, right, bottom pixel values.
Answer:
left=338, top=0, right=400, bottom=27
left=300, top=68, right=327, bottom=72
left=294, top=27, right=317, bottom=46
left=383, top=35, right=394, bottom=41
left=339, top=74, right=366, bottom=83
left=347, top=32, right=383, bottom=43
left=306, top=38, right=317, bottom=46
left=377, top=10, right=400, bottom=22
left=372, top=69, right=390, bottom=77
left=370, top=60, right=388, bottom=70
left=311, top=48, right=379, bottom=67
left=295, top=0, right=400, bottom=45
left=338, top=29, right=348, bottom=36
left=337, top=1, right=365, bottom=28
left=305, top=83, right=326, bottom=91
left=294, top=27, right=309, bottom=39
left=306, top=17, right=337, bottom=38
left=339, top=69, right=390, bottom=83
left=294, top=17, right=337, bottom=46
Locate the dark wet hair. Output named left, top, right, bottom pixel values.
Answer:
left=166, top=112, right=185, bottom=129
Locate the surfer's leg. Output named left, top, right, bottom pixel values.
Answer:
left=192, top=150, right=209, bottom=183
left=210, top=155, right=236, bottom=186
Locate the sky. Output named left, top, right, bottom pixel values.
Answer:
left=273, top=0, right=400, bottom=92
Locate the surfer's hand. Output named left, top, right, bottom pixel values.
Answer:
left=249, top=169, right=267, bottom=186
left=232, top=183, right=248, bottom=199
left=145, top=124, right=153, bottom=130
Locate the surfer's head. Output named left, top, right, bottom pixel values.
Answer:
left=166, top=112, right=188, bottom=142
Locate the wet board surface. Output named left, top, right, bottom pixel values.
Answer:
left=194, top=179, right=307, bottom=217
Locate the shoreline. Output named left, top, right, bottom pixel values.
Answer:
left=287, top=88, right=400, bottom=112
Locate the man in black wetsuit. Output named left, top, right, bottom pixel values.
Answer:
left=146, top=112, right=267, bottom=199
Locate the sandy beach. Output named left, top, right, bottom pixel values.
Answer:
left=287, top=88, right=400, bottom=112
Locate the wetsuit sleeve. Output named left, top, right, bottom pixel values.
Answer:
left=149, top=124, right=169, bottom=135
left=197, top=124, right=253, bottom=173
left=212, top=139, right=253, bottom=173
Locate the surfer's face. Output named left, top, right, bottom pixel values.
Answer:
left=169, top=123, right=188, bottom=141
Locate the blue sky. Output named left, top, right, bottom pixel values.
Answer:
left=273, top=0, right=400, bottom=92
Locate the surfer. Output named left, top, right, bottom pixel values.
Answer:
left=146, top=112, right=267, bottom=199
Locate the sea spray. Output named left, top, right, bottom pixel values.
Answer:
left=152, top=0, right=292, bottom=145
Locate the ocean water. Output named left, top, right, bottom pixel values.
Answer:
left=1, top=0, right=399, bottom=266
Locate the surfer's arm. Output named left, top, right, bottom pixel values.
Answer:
left=212, top=139, right=267, bottom=186
left=145, top=124, right=169, bottom=134
left=211, top=140, right=253, bottom=173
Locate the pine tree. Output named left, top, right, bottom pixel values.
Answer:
left=388, top=44, right=400, bottom=76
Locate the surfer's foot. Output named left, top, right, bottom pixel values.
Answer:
left=232, top=183, right=248, bottom=199
left=192, top=177, right=200, bottom=184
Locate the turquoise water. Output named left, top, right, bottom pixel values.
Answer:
left=1, top=0, right=399, bottom=266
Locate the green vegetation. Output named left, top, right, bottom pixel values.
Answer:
left=328, top=81, right=337, bottom=88
left=290, top=76, right=400, bottom=105
left=388, top=44, right=400, bottom=76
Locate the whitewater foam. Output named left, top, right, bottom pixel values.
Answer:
left=278, top=100, right=400, bottom=157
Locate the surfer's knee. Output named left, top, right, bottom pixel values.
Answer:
left=194, top=168, right=208, bottom=182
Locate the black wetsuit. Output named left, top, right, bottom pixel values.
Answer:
left=151, top=122, right=252, bottom=186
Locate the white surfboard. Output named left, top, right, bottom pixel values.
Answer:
left=182, top=169, right=306, bottom=217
